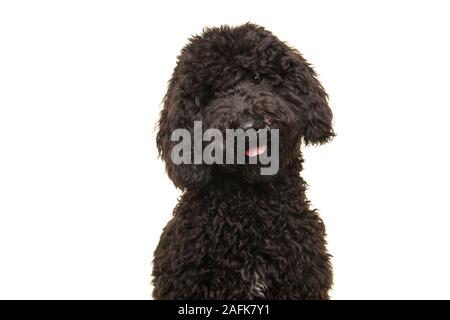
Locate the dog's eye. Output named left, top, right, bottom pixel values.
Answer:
left=252, top=72, right=262, bottom=84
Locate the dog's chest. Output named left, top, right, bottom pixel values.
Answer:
left=207, top=195, right=297, bottom=298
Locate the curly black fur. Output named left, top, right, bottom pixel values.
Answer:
left=153, top=23, right=334, bottom=299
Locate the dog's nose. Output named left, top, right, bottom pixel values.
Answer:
left=239, top=119, right=264, bottom=131
left=240, top=120, right=255, bottom=131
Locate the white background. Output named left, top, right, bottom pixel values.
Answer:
left=1, top=0, right=449, bottom=299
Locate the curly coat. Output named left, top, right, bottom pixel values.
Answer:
left=153, top=23, right=334, bottom=299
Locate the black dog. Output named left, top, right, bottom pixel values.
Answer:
left=153, top=23, right=334, bottom=299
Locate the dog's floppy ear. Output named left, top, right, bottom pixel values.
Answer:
left=283, top=49, right=334, bottom=145
left=156, top=77, right=212, bottom=190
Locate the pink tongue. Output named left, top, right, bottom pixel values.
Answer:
left=245, top=145, right=267, bottom=157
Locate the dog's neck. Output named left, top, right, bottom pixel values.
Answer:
left=187, top=157, right=307, bottom=199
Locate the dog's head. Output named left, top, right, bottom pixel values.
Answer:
left=157, top=23, right=334, bottom=190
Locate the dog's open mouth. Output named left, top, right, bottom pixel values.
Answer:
left=245, top=144, right=267, bottom=157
